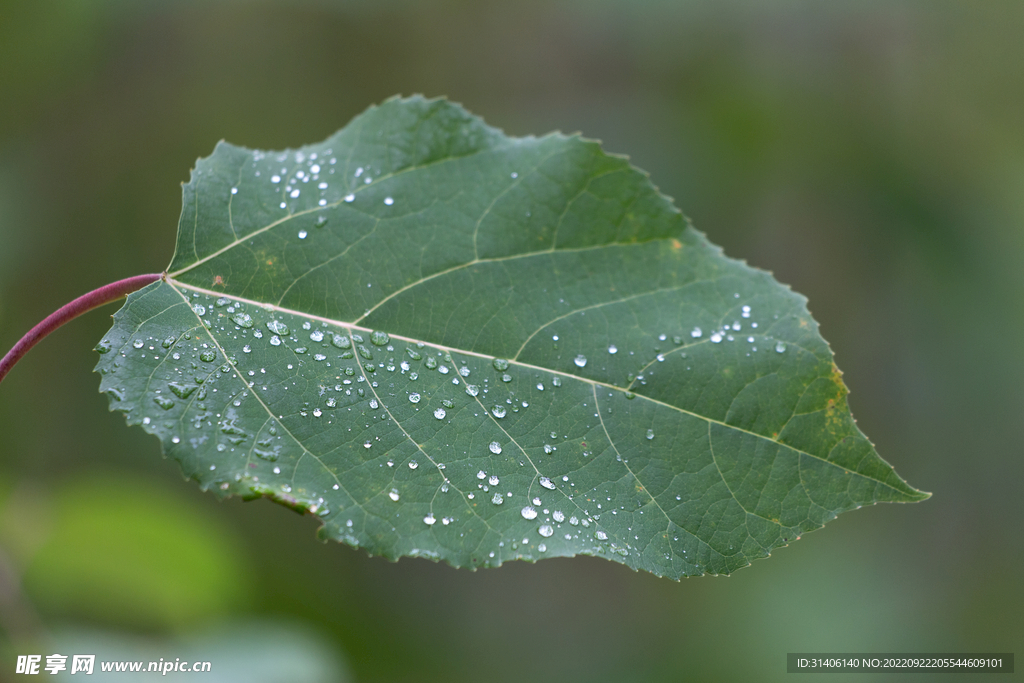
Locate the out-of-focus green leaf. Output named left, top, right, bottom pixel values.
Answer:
left=50, top=621, right=348, bottom=682
left=22, top=476, right=250, bottom=630
left=95, top=96, right=927, bottom=579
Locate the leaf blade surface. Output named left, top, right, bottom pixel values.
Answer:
left=97, top=96, right=927, bottom=578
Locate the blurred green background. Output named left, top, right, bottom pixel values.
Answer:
left=1, top=1, right=1021, bottom=681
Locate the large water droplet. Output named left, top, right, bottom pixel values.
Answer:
left=646, top=428, right=655, bottom=440
left=409, top=393, right=421, bottom=403
left=331, top=334, right=351, bottom=349
left=465, top=384, right=480, bottom=397
left=389, top=488, right=400, bottom=501
left=574, top=354, right=587, bottom=368
left=775, top=341, right=787, bottom=353
left=433, top=407, right=446, bottom=420
left=538, top=524, right=553, bottom=538
left=492, top=358, right=510, bottom=371
left=491, top=492, right=504, bottom=505
left=691, top=327, right=702, bottom=338
left=154, top=396, right=175, bottom=410
left=199, top=349, right=216, bottom=363
left=267, top=320, right=289, bottom=336
left=168, top=382, right=197, bottom=399
left=552, top=510, right=565, bottom=523
left=608, top=345, right=618, bottom=354
left=408, top=460, right=419, bottom=470
left=370, top=330, right=390, bottom=346
left=596, top=530, right=608, bottom=540
left=539, top=477, right=556, bottom=490
left=521, top=506, right=538, bottom=520
left=491, top=405, right=507, bottom=418
left=489, top=441, right=502, bottom=454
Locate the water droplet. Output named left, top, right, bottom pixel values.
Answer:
left=691, top=327, right=702, bottom=338
left=408, top=460, right=419, bottom=470
left=551, top=377, right=562, bottom=387
left=370, top=330, right=390, bottom=346
left=539, top=477, right=556, bottom=490
left=168, top=382, right=197, bottom=399
left=596, top=530, right=608, bottom=540
left=433, top=407, right=446, bottom=420
left=363, top=441, right=372, bottom=449
left=313, top=408, right=322, bottom=417
left=521, top=506, right=537, bottom=520
left=538, top=524, right=553, bottom=538
left=477, top=470, right=487, bottom=480
left=569, top=516, right=579, bottom=526
left=465, top=384, right=480, bottom=397
left=552, top=510, right=565, bottom=523
left=538, top=543, right=547, bottom=552
left=199, top=349, right=216, bottom=363
left=424, top=356, right=438, bottom=370
left=267, top=320, right=289, bottom=336
left=290, top=189, right=300, bottom=198
left=331, top=334, right=351, bottom=349
left=491, top=405, right=506, bottom=418
left=95, top=339, right=112, bottom=354
left=501, top=374, right=513, bottom=383
left=458, top=366, right=471, bottom=377
left=492, top=358, right=510, bottom=371
left=132, top=339, right=145, bottom=349
left=574, top=354, right=587, bottom=368
left=646, top=428, right=655, bottom=440
left=491, top=492, right=504, bottom=505
left=154, top=396, right=175, bottom=410
left=271, top=175, right=281, bottom=183
left=298, top=230, right=308, bottom=239
left=270, top=335, right=282, bottom=346
left=775, top=341, right=787, bottom=353
left=344, top=193, right=355, bottom=202
left=315, top=215, right=328, bottom=228
left=710, top=333, right=723, bottom=343
left=489, top=441, right=502, bottom=454
left=409, top=393, right=421, bottom=403
left=384, top=197, right=394, bottom=206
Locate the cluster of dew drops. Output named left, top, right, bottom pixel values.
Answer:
left=227, top=147, right=396, bottom=241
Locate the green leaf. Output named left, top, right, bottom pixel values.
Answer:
left=95, top=96, right=927, bottom=579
